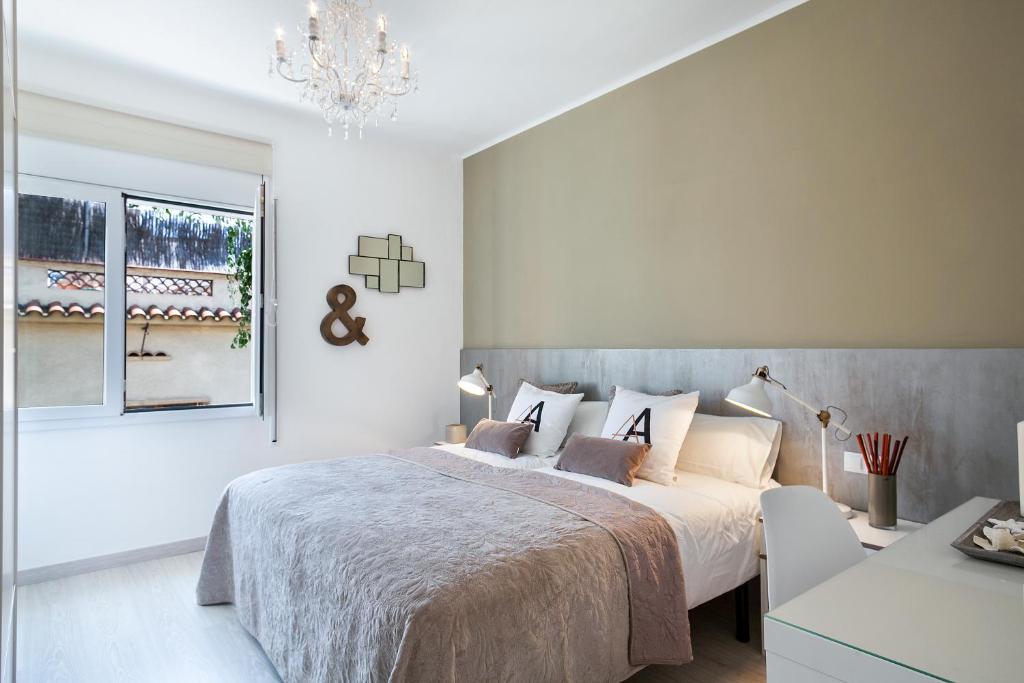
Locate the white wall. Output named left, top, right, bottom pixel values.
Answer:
left=17, top=56, right=463, bottom=569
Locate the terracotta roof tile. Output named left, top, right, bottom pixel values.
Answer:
left=19, top=300, right=243, bottom=323
left=20, top=300, right=105, bottom=318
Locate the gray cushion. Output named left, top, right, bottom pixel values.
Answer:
left=555, top=433, right=651, bottom=486
left=608, top=386, right=682, bottom=405
left=465, top=419, right=534, bottom=459
left=519, top=378, right=578, bottom=394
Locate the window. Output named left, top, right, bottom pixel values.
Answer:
left=17, top=189, right=107, bottom=408
left=123, top=197, right=254, bottom=412
left=17, top=175, right=264, bottom=421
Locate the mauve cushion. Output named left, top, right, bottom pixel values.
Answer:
left=465, top=419, right=534, bottom=459
left=555, top=433, right=651, bottom=487
left=519, top=378, right=579, bottom=394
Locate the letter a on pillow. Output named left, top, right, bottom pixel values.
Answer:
left=601, top=387, right=699, bottom=485
left=507, top=382, right=583, bottom=457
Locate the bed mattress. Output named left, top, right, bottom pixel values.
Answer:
left=434, top=442, right=765, bottom=608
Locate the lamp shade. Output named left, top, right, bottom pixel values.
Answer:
left=725, top=377, right=773, bottom=418
left=458, top=368, right=489, bottom=396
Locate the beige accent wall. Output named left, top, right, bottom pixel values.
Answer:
left=464, top=0, right=1024, bottom=349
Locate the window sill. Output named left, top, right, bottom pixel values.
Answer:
left=18, top=404, right=259, bottom=433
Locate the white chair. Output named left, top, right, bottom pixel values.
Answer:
left=760, top=485, right=866, bottom=609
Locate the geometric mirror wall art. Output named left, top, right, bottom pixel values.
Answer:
left=348, top=233, right=425, bottom=293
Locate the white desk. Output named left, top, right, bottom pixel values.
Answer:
left=764, top=496, right=1022, bottom=682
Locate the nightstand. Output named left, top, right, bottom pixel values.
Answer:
left=845, top=509, right=923, bottom=551
left=756, top=509, right=922, bottom=648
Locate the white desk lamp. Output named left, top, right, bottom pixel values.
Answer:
left=727, top=366, right=854, bottom=518
left=458, top=364, right=494, bottom=420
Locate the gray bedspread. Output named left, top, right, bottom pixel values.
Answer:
left=197, top=447, right=691, bottom=682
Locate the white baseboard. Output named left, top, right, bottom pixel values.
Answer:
left=17, top=537, right=207, bottom=586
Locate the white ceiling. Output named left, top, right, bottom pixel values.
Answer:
left=18, top=0, right=805, bottom=155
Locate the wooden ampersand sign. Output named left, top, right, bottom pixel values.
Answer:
left=320, top=284, right=369, bottom=346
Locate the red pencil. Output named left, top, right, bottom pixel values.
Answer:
left=856, top=434, right=872, bottom=474
left=873, top=433, right=880, bottom=474
left=892, top=436, right=908, bottom=474
left=873, top=433, right=880, bottom=473
left=882, top=434, right=891, bottom=476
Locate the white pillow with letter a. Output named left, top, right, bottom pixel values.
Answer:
left=601, top=387, right=700, bottom=485
left=507, top=382, right=584, bottom=458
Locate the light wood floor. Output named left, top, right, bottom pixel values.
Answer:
left=17, top=551, right=765, bottom=682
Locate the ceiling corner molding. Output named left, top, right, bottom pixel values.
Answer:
left=460, top=0, right=809, bottom=159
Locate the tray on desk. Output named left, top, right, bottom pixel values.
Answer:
left=951, top=500, right=1024, bottom=569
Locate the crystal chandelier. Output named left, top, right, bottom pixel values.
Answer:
left=270, top=0, right=418, bottom=138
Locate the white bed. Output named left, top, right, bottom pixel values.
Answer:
left=433, top=441, right=558, bottom=470
left=432, top=442, right=768, bottom=608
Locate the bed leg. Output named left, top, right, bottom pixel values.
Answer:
left=734, top=582, right=750, bottom=643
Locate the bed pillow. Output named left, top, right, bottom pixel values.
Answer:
left=464, top=419, right=533, bottom=459
left=518, top=378, right=578, bottom=394
left=600, top=387, right=699, bottom=485
left=565, top=401, right=609, bottom=440
left=676, top=413, right=783, bottom=489
left=555, top=434, right=651, bottom=486
left=507, top=382, right=584, bottom=457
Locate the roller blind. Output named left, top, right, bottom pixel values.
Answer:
left=18, top=92, right=273, bottom=176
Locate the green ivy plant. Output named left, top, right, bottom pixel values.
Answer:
left=226, top=219, right=254, bottom=349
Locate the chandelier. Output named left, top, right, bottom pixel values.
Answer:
left=270, top=0, right=418, bottom=138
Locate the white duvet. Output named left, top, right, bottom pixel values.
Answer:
left=433, top=442, right=766, bottom=608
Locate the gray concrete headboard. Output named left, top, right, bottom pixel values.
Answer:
left=460, top=348, right=1024, bottom=523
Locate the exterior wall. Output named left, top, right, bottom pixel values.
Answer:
left=18, top=259, right=102, bottom=309
left=19, top=260, right=239, bottom=311
left=125, top=322, right=250, bottom=407
left=18, top=320, right=103, bottom=407
left=18, top=258, right=249, bottom=408
left=18, top=318, right=247, bottom=408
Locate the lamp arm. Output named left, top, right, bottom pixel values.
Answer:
left=476, top=368, right=494, bottom=395
left=777, top=387, right=851, bottom=435
left=475, top=364, right=494, bottom=420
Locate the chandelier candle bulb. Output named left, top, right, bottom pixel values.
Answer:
left=400, top=45, right=410, bottom=79
left=275, top=27, right=286, bottom=58
left=308, top=2, right=319, bottom=39
left=377, top=15, right=387, bottom=51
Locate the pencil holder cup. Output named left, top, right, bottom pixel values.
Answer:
left=868, top=474, right=897, bottom=529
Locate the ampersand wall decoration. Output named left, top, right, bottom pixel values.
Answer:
left=320, top=284, right=369, bottom=346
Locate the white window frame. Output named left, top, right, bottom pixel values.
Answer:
left=18, top=174, right=263, bottom=429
